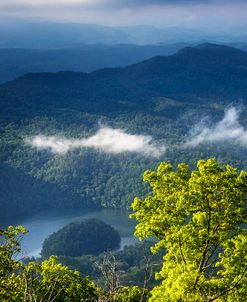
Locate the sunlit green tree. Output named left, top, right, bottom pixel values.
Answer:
left=131, top=158, right=247, bottom=301
left=0, top=226, right=98, bottom=301
left=0, top=226, right=27, bottom=301
left=21, top=256, right=98, bottom=301
left=114, top=285, right=150, bottom=302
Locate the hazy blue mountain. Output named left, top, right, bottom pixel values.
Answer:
left=1, top=43, right=246, bottom=121
left=228, top=42, right=247, bottom=52
left=1, top=43, right=247, bottom=217
left=0, top=18, right=245, bottom=49
left=0, top=43, right=189, bottom=84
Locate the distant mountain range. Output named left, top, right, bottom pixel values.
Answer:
left=0, top=18, right=247, bottom=48
left=1, top=18, right=247, bottom=85
left=0, top=43, right=188, bottom=84
left=1, top=43, right=247, bottom=122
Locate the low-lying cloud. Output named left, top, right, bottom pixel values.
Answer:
left=184, top=107, right=247, bottom=148
left=26, top=107, right=247, bottom=157
left=27, top=127, right=166, bottom=157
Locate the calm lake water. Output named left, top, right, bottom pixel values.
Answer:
left=0, top=208, right=139, bottom=258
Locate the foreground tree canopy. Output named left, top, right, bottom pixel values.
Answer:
left=0, top=226, right=98, bottom=301
left=41, top=218, right=121, bottom=258
left=131, top=158, right=247, bottom=302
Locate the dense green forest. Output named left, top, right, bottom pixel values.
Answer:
left=1, top=44, right=247, bottom=217
left=41, top=219, right=120, bottom=258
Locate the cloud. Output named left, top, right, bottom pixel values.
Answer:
left=27, top=127, right=166, bottom=157
left=25, top=108, right=247, bottom=157
left=0, top=0, right=243, bottom=8
left=1, top=0, right=245, bottom=11
left=184, top=107, right=247, bottom=148
left=1, top=0, right=247, bottom=31
left=0, top=0, right=97, bottom=6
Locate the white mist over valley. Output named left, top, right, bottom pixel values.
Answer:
left=184, top=107, right=247, bottom=148
left=26, top=126, right=166, bottom=157
left=26, top=107, right=247, bottom=158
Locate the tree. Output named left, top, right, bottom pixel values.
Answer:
left=131, top=158, right=247, bottom=301
left=114, top=286, right=150, bottom=302
left=21, top=256, right=98, bottom=302
left=41, top=219, right=120, bottom=258
left=95, top=252, right=120, bottom=302
left=0, top=225, right=27, bottom=301
left=0, top=226, right=98, bottom=301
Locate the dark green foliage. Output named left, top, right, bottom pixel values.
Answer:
left=41, top=219, right=120, bottom=258
left=0, top=163, right=90, bottom=216
left=1, top=44, right=247, bottom=217
left=58, top=241, right=164, bottom=288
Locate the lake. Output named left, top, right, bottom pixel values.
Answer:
left=0, top=208, right=139, bottom=258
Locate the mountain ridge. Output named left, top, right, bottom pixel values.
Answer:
left=1, top=43, right=246, bottom=118
left=7, top=43, right=247, bottom=81
left=0, top=43, right=189, bottom=84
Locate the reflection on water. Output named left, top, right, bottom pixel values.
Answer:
left=0, top=208, right=139, bottom=257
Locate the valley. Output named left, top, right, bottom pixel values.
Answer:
left=1, top=43, right=247, bottom=219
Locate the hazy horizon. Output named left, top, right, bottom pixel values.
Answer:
left=0, top=0, right=247, bottom=36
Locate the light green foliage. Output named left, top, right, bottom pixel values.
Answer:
left=0, top=226, right=27, bottom=301
left=0, top=225, right=27, bottom=274
left=114, top=285, right=150, bottom=302
left=21, top=256, right=98, bottom=301
left=0, top=226, right=98, bottom=301
left=131, top=158, right=247, bottom=301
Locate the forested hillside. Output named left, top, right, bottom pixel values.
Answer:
left=1, top=44, right=247, bottom=217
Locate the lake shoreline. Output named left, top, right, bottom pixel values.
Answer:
left=1, top=208, right=138, bottom=257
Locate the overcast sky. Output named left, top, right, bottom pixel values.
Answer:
left=0, top=0, right=247, bottom=32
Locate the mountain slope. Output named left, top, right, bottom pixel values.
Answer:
left=0, top=43, right=188, bottom=84
left=1, top=43, right=247, bottom=122
left=1, top=44, right=247, bottom=217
